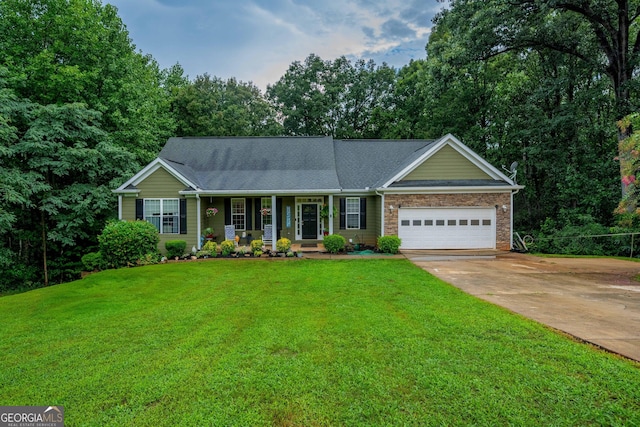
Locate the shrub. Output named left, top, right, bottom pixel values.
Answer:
left=165, top=240, right=187, bottom=259
left=276, top=237, right=291, bottom=253
left=250, top=239, right=263, bottom=254
left=81, top=252, right=106, bottom=271
left=220, top=239, right=236, bottom=256
left=377, top=235, right=402, bottom=254
left=202, top=240, right=217, bottom=253
left=98, top=220, right=160, bottom=268
left=137, top=253, right=160, bottom=266
left=324, top=234, right=345, bottom=254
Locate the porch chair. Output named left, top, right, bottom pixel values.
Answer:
left=224, top=225, right=237, bottom=246
left=263, top=224, right=273, bottom=246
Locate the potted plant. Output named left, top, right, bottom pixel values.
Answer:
left=203, top=227, right=215, bottom=239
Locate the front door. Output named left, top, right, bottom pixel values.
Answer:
left=301, top=204, right=318, bottom=239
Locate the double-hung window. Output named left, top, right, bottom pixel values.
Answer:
left=261, top=197, right=272, bottom=230
left=145, top=199, right=179, bottom=234
left=346, top=197, right=360, bottom=229
left=231, top=198, right=246, bottom=231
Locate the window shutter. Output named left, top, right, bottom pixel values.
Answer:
left=224, top=198, right=231, bottom=224
left=360, top=198, right=367, bottom=229
left=253, top=198, right=259, bottom=230
left=246, top=198, right=253, bottom=230
left=339, top=198, right=346, bottom=230
left=179, top=199, right=187, bottom=234
left=135, top=199, right=144, bottom=221
left=276, top=198, right=283, bottom=235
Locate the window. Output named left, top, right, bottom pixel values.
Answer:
left=436, top=220, right=445, bottom=226
left=261, top=197, right=272, bottom=230
left=401, top=220, right=410, bottom=226
left=145, top=199, right=179, bottom=234
left=425, top=220, right=433, bottom=226
left=339, top=197, right=366, bottom=230
left=346, top=197, right=360, bottom=229
left=232, top=198, right=246, bottom=230
left=448, top=219, right=456, bottom=226
left=413, top=220, right=421, bottom=226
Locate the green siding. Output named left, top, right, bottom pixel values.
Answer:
left=136, top=167, right=188, bottom=196
left=402, top=144, right=491, bottom=181
left=121, top=167, right=199, bottom=255
left=331, top=195, right=380, bottom=247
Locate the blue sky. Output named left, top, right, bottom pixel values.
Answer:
left=106, top=0, right=448, bottom=91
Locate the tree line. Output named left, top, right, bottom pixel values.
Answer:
left=1, top=0, right=638, bottom=290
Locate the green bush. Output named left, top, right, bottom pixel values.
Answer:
left=221, top=239, right=236, bottom=256
left=250, top=239, right=263, bottom=254
left=323, top=234, right=346, bottom=254
left=202, top=240, right=217, bottom=253
left=276, top=237, right=291, bottom=253
left=98, top=220, right=160, bottom=268
left=165, top=240, right=187, bottom=259
left=81, top=252, right=106, bottom=271
left=377, top=235, right=402, bottom=254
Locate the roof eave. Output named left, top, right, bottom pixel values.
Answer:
left=378, top=185, right=524, bottom=194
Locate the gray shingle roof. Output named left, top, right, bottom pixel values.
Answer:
left=156, top=136, right=512, bottom=192
left=159, top=136, right=340, bottom=191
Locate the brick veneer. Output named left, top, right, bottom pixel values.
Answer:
left=384, top=193, right=512, bottom=250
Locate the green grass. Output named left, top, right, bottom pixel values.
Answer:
left=1, top=259, right=639, bottom=426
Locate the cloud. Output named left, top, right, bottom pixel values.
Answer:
left=107, top=0, right=446, bottom=90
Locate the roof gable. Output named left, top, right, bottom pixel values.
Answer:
left=380, top=134, right=515, bottom=188
left=401, top=144, right=492, bottom=181
left=113, top=158, right=198, bottom=193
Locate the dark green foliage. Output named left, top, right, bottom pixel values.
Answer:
left=165, top=240, right=187, bottom=259
left=323, top=234, right=346, bottom=254
left=81, top=252, right=105, bottom=271
left=377, top=236, right=402, bottom=254
left=532, top=214, right=640, bottom=257
left=98, top=220, right=160, bottom=268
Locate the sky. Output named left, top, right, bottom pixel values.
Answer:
left=105, top=0, right=448, bottom=91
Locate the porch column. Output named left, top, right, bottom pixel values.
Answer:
left=196, top=195, right=202, bottom=249
left=328, top=195, right=334, bottom=236
left=272, top=195, right=277, bottom=252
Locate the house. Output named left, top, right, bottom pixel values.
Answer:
left=113, top=134, right=522, bottom=253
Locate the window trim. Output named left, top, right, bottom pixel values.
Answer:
left=231, top=197, right=246, bottom=231
left=260, top=197, right=272, bottom=230
left=144, top=198, right=180, bottom=234
left=345, top=197, right=361, bottom=230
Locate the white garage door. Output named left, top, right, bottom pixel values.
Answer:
left=398, top=208, right=496, bottom=249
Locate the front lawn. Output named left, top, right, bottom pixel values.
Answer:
left=1, top=259, right=638, bottom=426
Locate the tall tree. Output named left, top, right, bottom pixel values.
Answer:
left=0, top=0, right=175, bottom=163
left=0, top=0, right=170, bottom=289
left=424, top=3, right=619, bottom=228
left=267, top=54, right=397, bottom=138
left=171, top=74, right=282, bottom=137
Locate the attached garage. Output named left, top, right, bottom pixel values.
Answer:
left=398, top=207, right=496, bottom=249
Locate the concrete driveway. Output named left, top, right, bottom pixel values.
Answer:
left=406, top=251, right=640, bottom=362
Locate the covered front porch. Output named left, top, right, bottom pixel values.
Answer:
left=195, top=194, right=338, bottom=252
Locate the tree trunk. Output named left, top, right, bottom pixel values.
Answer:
left=41, top=209, right=48, bottom=287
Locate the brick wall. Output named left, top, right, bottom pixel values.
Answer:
left=385, top=193, right=512, bottom=250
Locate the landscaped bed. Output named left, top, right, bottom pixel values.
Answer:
left=1, top=260, right=638, bottom=425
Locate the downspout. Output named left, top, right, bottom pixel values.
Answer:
left=376, top=189, right=385, bottom=237
left=118, top=195, right=123, bottom=220
left=328, top=194, right=334, bottom=236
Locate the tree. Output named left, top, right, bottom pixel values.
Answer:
left=422, top=2, right=620, bottom=228
left=171, top=74, right=282, bottom=136
left=0, top=0, right=175, bottom=164
left=267, top=54, right=397, bottom=138
left=0, top=0, right=168, bottom=289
